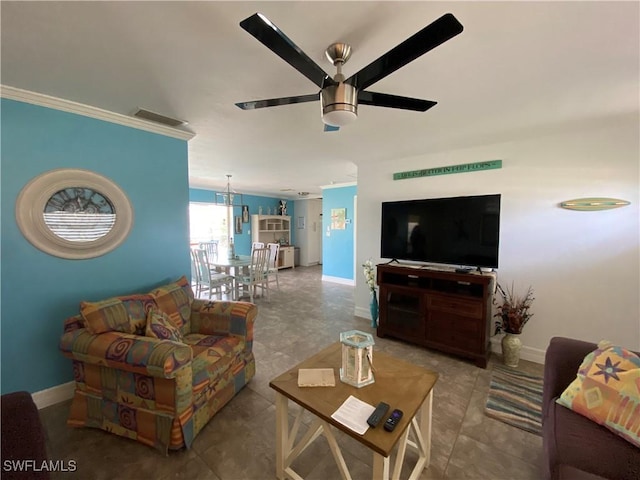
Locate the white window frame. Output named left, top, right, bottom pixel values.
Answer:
left=15, top=168, right=134, bottom=259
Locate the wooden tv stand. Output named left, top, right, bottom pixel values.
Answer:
left=376, top=264, right=494, bottom=368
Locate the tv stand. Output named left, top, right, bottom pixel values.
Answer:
left=376, top=264, right=494, bottom=368
left=454, top=267, right=473, bottom=274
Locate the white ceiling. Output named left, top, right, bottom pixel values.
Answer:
left=2, top=1, right=638, bottom=198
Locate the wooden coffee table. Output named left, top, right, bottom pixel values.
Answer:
left=269, top=342, right=439, bottom=480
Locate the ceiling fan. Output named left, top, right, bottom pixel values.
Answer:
left=235, top=12, right=463, bottom=132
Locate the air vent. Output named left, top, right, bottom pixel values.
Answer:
left=132, top=108, right=187, bottom=127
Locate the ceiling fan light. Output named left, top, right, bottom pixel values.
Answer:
left=322, top=109, right=357, bottom=127
left=321, top=82, right=358, bottom=127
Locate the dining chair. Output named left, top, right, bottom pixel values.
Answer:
left=199, top=241, right=219, bottom=259
left=251, top=241, right=265, bottom=254
left=191, top=248, right=235, bottom=300
left=190, top=248, right=200, bottom=292
left=235, top=247, right=269, bottom=303
left=266, top=242, right=280, bottom=290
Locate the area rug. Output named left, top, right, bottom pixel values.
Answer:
left=484, top=364, right=544, bottom=435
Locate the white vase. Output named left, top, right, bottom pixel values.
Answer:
left=501, top=333, right=522, bottom=367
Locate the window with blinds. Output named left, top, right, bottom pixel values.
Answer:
left=43, top=212, right=116, bottom=242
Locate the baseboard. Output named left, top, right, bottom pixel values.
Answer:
left=490, top=336, right=546, bottom=364
left=321, top=275, right=355, bottom=286
left=301, top=261, right=319, bottom=267
left=354, top=306, right=373, bottom=322
left=31, top=381, right=75, bottom=409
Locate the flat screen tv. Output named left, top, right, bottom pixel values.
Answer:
left=380, top=194, right=501, bottom=268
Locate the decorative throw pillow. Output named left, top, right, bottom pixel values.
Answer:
left=149, top=276, right=194, bottom=330
left=119, top=294, right=158, bottom=335
left=80, top=294, right=158, bottom=335
left=557, top=341, right=640, bottom=448
left=145, top=308, right=184, bottom=343
left=80, top=298, right=131, bottom=334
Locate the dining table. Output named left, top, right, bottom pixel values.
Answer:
left=206, top=255, right=252, bottom=299
left=209, top=255, right=251, bottom=268
left=207, top=254, right=252, bottom=273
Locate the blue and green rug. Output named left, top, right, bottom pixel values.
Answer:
left=484, top=364, right=544, bottom=435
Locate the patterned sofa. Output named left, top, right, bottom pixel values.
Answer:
left=59, top=276, right=257, bottom=453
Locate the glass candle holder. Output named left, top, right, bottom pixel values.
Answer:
left=339, top=330, right=375, bottom=388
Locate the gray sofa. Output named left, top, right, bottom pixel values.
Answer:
left=542, top=337, right=640, bottom=480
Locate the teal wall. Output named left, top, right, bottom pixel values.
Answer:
left=0, top=99, right=190, bottom=394
left=322, top=185, right=357, bottom=280
left=189, top=188, right=295, bottom=255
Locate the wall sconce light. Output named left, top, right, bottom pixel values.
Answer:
left=560, top=197, right=630, bottom=211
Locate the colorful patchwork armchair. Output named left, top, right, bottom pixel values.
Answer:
left=59, top=276, right=257, bottom=453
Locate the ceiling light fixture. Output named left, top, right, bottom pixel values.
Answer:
left=215, top=175, right=244, bottom=259
left=215, top=174, right=243, bottom=207
left=321, top=43, right=358, bottom=127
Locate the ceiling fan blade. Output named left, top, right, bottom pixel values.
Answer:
left=236, top=93, right=319, bottom=110
left=324, top=124, right=340, bottom=132
left=240, top=13, right=335, bottom=89
left=346, top=13, right=463, bottom=91
left=358, top=91, right=437, bottom=112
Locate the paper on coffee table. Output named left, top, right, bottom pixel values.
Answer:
left=331, top=395, right=375, bottom=435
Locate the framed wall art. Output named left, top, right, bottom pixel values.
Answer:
left=331, top=208, right=346, bottom=230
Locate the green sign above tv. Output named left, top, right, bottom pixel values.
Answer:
left=394, top=160, right=502, bottom=180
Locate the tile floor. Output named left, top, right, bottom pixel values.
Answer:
left=41, top=265, right=544, bottom=479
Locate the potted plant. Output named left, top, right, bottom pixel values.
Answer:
left=493, top=283, right=535, bottom=367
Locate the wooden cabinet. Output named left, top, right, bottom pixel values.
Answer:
left=251, top=215, right=294, bottom=269
left=379, top=285, right=426, bottom=340
left=251, top=215, right=291, bottom=245
left=376, top=264, right=494, bottom=368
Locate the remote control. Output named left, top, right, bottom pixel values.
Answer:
left=367, top=402, right=390, bottom=428
left=383, top=409, right=403, bottom=432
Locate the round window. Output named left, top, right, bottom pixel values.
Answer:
left=16, top=169, right=134, bottom=259
left=44, top=187, right=116, bottom=242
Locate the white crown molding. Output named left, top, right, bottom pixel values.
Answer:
left=1, top=85, right=195, bottom=141
left=321, top=181, right=357, bottom=190
left=188, top=180, right=317, bottom=201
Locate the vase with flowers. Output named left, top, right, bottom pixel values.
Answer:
left=362, top=259, right=378, bottom=328
left=493, top=283, right=535, bottom=367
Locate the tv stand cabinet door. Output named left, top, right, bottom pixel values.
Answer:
left=378, top=285, right=427, bottom=343
left=425, top=310, right=483, bottom=351
left=425, top=294, right=488, bottom=366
